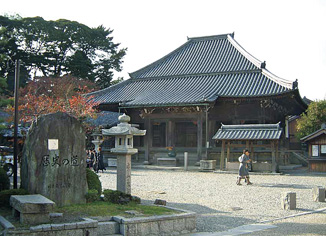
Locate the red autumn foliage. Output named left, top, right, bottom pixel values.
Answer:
left=6, top=75, right=99, bottom=123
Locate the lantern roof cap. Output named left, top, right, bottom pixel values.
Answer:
left=118, top=113, right=130, bottom=123
left=102, top=113, right=146, bottom=136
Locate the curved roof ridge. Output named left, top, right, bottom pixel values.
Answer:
left=261, top=69, right=293, bottom=89
left=227, top=35, right=263, bottom=69
left=187, top=33, right=232, bottom=42
left=221, top=123, right=281, bottom=130
left=227, top=35, right=293, bottom=89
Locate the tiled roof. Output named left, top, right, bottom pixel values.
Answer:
left=130, top=34, right=261, bottom=78
left=88, top=33, right=298, bottom=108
left=90, top=72, right=291, bottom=107
left=212, top=123, right=283, bottom=140
left=86, top=111, right=119, bottom=127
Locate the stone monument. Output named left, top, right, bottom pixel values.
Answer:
left=21, top=112, right=87, bottom=207
left=102, top=114, right=146, bottom=194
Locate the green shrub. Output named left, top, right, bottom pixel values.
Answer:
left=85, top=189, right=99, bottom=203
left=132, top=196, right=141, bottom=204
left=0, top=167, right=10, bottom=191
left=86, top=168, right=102, bottom=196
left=0, top=188, right=29, bottom=207
left=102, top=189, right=141, bottom=205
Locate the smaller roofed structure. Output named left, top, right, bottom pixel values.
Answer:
left=213, top=123, right=283, bottom=172
left=212, top=123, right=282, bottom=140
left=301, top=124, right=326, bottom=172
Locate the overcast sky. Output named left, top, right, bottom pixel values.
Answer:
left=2, top=0, right=326, bottom=100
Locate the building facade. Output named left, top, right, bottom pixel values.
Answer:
left=89, top=33, right=307, bottom=165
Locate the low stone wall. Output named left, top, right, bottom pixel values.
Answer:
left=1, top=207, right=196, bottom=236
left=113, top=207, right=196, bottom=236
left=3, top=218, right=97, bottom=236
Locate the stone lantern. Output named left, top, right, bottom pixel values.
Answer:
left=102, top=113, right=146, bottom=194
left=91, top=127, right=103, bottom=153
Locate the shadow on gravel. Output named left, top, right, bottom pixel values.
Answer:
left=195, top=214, right=255, bottom=232
left=257, top=183, right=315, bottom=189
left=166, top=202, right=254, bottom=232
left=168, top=202, right=227, bottom=215
left=281, top=169, right=326, bottom=177
left=251, top=222, right=326, bottom=236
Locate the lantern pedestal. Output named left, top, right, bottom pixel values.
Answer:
left=117, top=154, right=132, bottom=194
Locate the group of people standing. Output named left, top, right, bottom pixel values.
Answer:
left=86, top=148, right=106, bottom=173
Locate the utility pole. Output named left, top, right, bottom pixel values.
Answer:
left=13, top=59, right=20, bottom=189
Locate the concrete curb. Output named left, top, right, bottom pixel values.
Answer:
left=258, top=207, right=326, bottom=224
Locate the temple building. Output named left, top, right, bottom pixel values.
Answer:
left=88, top=33, right=307, bottom=167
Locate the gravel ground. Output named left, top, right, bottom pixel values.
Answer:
left=98, top=167, right=326, bottom=233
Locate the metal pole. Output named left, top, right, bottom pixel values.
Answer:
left=13, top=60, right=20, bottom=189
left=184, top=152, right=188, bottom=171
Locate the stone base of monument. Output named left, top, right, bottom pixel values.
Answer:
left=281, top=192, right=296, bottom=210
left=312, top=186, right=325, bottom=202
left=10, top=194, right=55, bottom=225
left=200, top=160, right=216, bottom=170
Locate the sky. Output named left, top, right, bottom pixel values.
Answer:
left=2, top=0, right=326, bottom=101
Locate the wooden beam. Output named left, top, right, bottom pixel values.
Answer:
left=271, top=141, right=277, bottom=173
left=227, top=141, right=230, bottom=162
left=197, top=114, right=203, bottom=161
left=167, top=120, right=174, bottom=147
left=276, top=141, right=279, bottom=165
left=221, top=140, right=225, bottom=170
left=144, top=117, right=151, bottom=164
left=250, top=141, right=255, bottom=161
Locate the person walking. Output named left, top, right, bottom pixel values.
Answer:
left=236, top=149, right=253, bottom=185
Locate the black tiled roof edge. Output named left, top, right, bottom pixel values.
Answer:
left=212, top=122, right=283, bottom=140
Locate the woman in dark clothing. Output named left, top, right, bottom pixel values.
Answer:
left=97, top=147, right=106, bottom=172
left=236, top=149, right=253, bottom=185
left=92, top=149, right=98, bottom=172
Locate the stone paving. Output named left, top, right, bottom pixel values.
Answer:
left=99, top=167, right=326, bottom=234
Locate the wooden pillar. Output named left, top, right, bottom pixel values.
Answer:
left=208, top=120, right=215, bottom=148
left=250, top=142, right=255, bottom=161
left=167, top=120, right=174, bottom=147
left=197, top=114, right=203, bottom=161
left=144, top=117, right=151, bottom=164
left=226, top=141, right=230, bottom=163
left=271, top=141, right=277, bottom=173
left=220, top=140, right=225, bottom=170
left=276, top=141, right=279, bottom=165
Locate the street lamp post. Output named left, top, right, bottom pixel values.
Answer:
left=13, top=60, right=20, bottom=189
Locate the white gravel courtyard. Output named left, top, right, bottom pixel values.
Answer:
left=99, top=168, right=326, bottom=233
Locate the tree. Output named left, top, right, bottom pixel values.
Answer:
left=0, top=25, right=13, bottom=131
left=0, top=15, right=127, bottom=89
left=6, top=76, right=99, bottom=124
left=296, top=100, right=326, bottom=139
